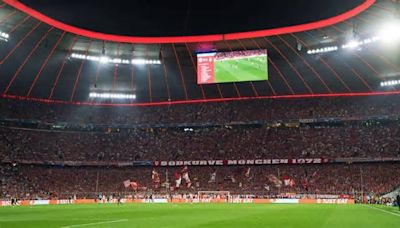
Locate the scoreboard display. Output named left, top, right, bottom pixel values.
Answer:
left=197, top=49, right=268, bottom=84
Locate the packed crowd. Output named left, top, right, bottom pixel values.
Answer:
left=1, top=123, right=399, bottom=162
left=1, top=163, right=399, bottom=200
left=1, top=96, right=399, bottom=200
left=215, top=49, right=267, bottom=61
left=0, top=95, right=399, bottom=125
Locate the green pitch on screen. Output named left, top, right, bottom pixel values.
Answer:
left=214, top=56, right=268, bottom=83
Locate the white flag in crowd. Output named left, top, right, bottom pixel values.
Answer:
left=244, top=167, right=251, bottom=179
left=267, top=174, right=282, bottom=188
left=123, top=180, right=131, bottom=188
left=209, top=171, right=217, bottom=183
left=182, top=166, right=191, bottom=188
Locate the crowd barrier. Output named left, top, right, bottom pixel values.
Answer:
left=0, top=198, right=354, bottom=207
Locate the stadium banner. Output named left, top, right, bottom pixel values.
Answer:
left=75, top=199, right=97, bottom=204
left=0, top=201, right=11, bottom=206
left=153, top=158, right=329, bottom=167
left=315, top=199, right=355, bottom=204
left=171, top=198, right=232, bottom=204
left=55, top=199, right=74, bottom=205
left=197, top=50, right=268, bottom=84
left=123, top=199, right=146, bottom=203
left=333, top=157, right=400, bottom=163
left=0, top=198, right=354, bottom=207
left=30, top=200, right=50, bottom=205
left=143, top=199, right=168, bottom=203
left=8, top=157, right=400, bottom=168
left=20, top=200, right=31, bottom=206
left=269, top=199, right=299, bottom=204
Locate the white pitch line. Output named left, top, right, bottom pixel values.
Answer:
left=61, top=219, right=128, bottom=228
left=363, top=204, right=400, bottom=218
left=0, top=218, right=114, bottom=222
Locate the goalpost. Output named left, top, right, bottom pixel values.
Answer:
left=197, top=191, right=231, bottom=202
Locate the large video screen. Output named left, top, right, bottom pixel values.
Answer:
left=197, top=49, right=268, bottom=84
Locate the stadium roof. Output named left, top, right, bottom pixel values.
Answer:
left=0, top=0, right=399, bottom=106
left=4, top=0, right=374, bottom=43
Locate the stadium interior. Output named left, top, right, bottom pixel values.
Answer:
left=0, top=0, right=400, bottom=227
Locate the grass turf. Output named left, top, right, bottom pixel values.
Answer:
left=0, top=204, right=399, bottom=228
left=214, top=56, right=268, bottom=83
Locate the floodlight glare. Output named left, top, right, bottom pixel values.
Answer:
left=99, top=56, right=110, bottom=64
left=89, top=92, right=136, bottom=99
left=345, top=40, right=360, bottom=49
left=0, top=31, right=9, bottom=42
left=307, top=46, right=338, bottom=55
left=379, top=22, right=400, bottom=44
left=71, top=53, right=161, bottom=66
left=380, top=79, right=400, bottom=87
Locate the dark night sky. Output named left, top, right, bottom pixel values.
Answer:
left=21, top=0, right=364, bottom=36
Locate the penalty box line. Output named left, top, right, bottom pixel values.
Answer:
left=363, top=204, right=400, bottom=218
left=60, top=219, right=128, bottom=228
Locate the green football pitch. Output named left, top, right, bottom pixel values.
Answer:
left=0, top=204, right=399, bottom=228
left=214, top=56, right=268, bottom=83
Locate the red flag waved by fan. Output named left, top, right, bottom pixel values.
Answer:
left=130, top=182, right=138, bottom=191
left=174, top=172, right=182, bottom=189
left=282, top=175, right=296, bottom=187
left=289, top=179, right=296, bottom=187
left=283, top=175, right=291, bottom=186
left=152, top=169, right=161, bottom=189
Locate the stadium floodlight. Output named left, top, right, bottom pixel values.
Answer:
left=70, top=53, right=161, bottom=66
left=380, top=80, right=400, bottom=87
left=307, top=46, right=338, bottom=55
left=378, top=21, right=400, bottom=44
left=89, top=92, right=136, bottom=99
left=0, top=31, right=9, bottom=42
left=131, top=59, right=161, bottom=65
left=132, top=59, right=146, bottom=65
left=99, top=56, right=110, bottom=64
left=342, top=40, right=361, bottom=49
left=342, top=37, right=380, bottom=49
